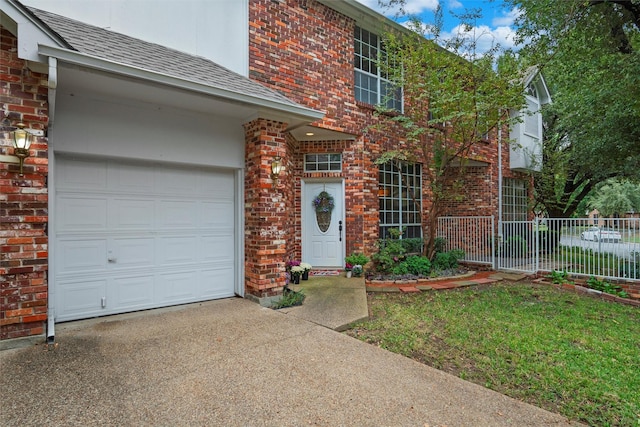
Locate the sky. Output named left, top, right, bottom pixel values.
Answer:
left=354, top=0, right=520, bottom=54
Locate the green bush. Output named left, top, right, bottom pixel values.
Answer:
left=432, top=249, right=465, bottom=270
left=345, top=252, right=370, bottom=267
left=372, top=240, right=407, bottom=272
left=586, top=276, right=629, bottom=298
left=391, top=256, right=432, bottom=276
left=433, top=237, right=447, bottom=254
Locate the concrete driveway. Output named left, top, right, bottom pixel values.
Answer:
left=0, top=298, right=580, bottom=426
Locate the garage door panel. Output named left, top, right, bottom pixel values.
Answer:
left=158, top=271, right=198, bottom=302
left=111, top=237, right=155, bottom=268
left=158, top=200, right=198, bottom=228
left=109, top=162, right=155, bottom=193
left=158, top=236, right=198, bottom=264
left=201, top=201, right=234, bottom=228
left=57, top=239, right=107, bottom=273
left=201, top=268, right=235, bottom=298
left=55, top=156, right=236, bottom=321
left=156, top=168, right=199, bottom=195
left=56, top=279, right=106, bottom=320
left=198, top=172, right=234, bottom=198
left=57, top=196, right=108, bottom=231
left=57, top=157, right=108, bottom=191
left=111, top=275, right=155, bottom=309
left=201, top=234, right=234, bottom=262
left=111, top=199, right=155, bottom=230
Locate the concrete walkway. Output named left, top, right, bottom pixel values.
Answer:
left=282, top=274, right=368, bottom=331
left=0, top=290, right=581, bottom=426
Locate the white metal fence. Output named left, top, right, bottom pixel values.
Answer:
left=437, top=216, right=640, bottom=281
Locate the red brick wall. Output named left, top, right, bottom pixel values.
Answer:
left=249, top=0, right=532, bottom=260
left=244, top=118, right=289, bottom=298
left=0, top=28, right=49, bottom=340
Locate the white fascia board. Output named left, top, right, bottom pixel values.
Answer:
left=37, top=44, right=325, bottom=124
left=316, top=0, right=405, bottom=33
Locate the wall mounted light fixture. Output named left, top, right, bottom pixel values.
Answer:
left=12, top=122, right=32, bottom=175
left=270, top=156, right=283, bottom=188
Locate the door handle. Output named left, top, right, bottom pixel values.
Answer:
left=339, top=220, right=342, bottom=242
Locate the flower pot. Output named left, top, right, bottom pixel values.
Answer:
left=302, top=270, right=309, bottom=280
left=346, top=271, right=352, bottom=278
left=293, top=275, right=301, bottom=284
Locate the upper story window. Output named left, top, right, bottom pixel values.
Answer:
left=354, top=26, right=402, bottom=111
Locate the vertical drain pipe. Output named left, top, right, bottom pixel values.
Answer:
left=46, top=57, right=57, bottom=345
left=497, top=114, right=503, bottom=271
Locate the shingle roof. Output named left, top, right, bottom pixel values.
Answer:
left=24, top=5, right=303, bottom=109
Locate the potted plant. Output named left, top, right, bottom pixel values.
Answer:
left=345, top=262, right=353, bottom=278
left=352, top=265, right=364, bottom=277
left=300, top=262, right=312, bottom=280
left=345, top=252, right=370, bottom=278
left=290, top=265, right=304, bottom=284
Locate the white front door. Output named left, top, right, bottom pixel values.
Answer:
left=302, top=181, right=344, bottom=268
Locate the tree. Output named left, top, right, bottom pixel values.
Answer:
left=589, top=179, right=640, bottom=218
left=508, top=0, right=640, bottom=217
left=370, top=7, right=525, bottom=257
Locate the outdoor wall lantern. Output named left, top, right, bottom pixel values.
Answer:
left=270, top=155, right=283, bottom=188
left=12, top=122, right=32, bottom=175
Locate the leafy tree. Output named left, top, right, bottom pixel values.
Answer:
left=588, top=179, right=640, bottom=218
left=370, top=7, right=525, bottom=257
left=508, top=0, right=640, bottom=217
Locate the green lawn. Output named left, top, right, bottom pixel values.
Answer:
left=345, top=283, right=640, bottom=426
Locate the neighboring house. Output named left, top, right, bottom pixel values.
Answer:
left=0, top=0, right=550, bottom=344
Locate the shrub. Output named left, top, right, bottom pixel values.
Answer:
left=402, top=256, right=432, bottom=276
left=586, top=276, right=629, bottom=298
left=345, top=252, right=370, bottom=267
left=372, top=240, right=407, bottom=272
left=432, top=249, right=465, bottom=271
left=433, top=237, right=447, bottom=254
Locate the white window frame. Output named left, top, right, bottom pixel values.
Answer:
left=354, top=26, right=403, bottom=111
left=304, top=153, right=343, bottom=173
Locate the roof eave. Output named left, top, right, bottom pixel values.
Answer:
left=38, top=44, right=325, bottom=123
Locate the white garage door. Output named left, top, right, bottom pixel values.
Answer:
left=54, top=156, right=236, bottom=322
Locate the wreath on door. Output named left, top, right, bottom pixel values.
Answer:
left=312, top=191, right=334, bottom=232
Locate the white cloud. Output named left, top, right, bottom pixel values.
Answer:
left=448, top=0, right=463, bottom=9
left=492, top=7, right=521, bottom=27
left=354, top=0, right=440, bottom=16
left=442, top=23, right=516, bottom=55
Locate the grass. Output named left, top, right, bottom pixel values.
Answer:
left=345, top=282, right=640, bottom=426
left=271, top=287, right=305, bottom=309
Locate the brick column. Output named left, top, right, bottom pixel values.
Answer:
left=1, top=28, right=49, bottom=341
left=244, top=118, right=289, bottom=304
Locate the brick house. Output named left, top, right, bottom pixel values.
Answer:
left=0, top=0, right=549, bottom=345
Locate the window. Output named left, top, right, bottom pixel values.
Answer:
left=304, top=153, right=342, bottom=172
left=502, top=178, right=528, bottom=221
left=379, top=161, right=422, bottom=238
left=354, top=26, right=402, bottom=111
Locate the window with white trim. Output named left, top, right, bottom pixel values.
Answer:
left=354, top=26, right=402, bottom=111
left=379, top=161, right=422, bottom=238
left=502, top=178, right=528, bottom=221
left=304, top=153, right=342, bottom=172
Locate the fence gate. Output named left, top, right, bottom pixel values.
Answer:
left=497, top=220, right=538, bottom=273
left=438, top=216, right=640, bottom=282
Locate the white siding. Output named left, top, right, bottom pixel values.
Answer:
left=21, top=0, right=249, bottom=75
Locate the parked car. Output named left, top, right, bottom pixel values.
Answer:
left=580, top=227, right=622, bottom=243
